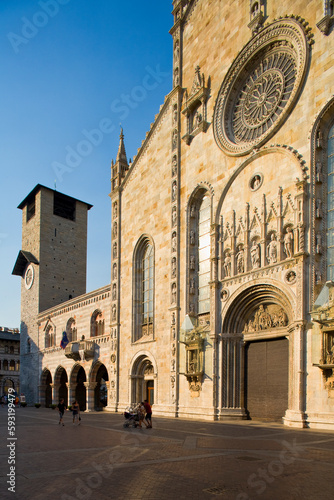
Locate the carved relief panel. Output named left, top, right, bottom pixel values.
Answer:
left=220, top=150, right=307, bottom=282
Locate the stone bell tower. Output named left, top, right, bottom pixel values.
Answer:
left=12, top=184, right=92, bottom=404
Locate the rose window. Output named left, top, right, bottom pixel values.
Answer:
left=213, top=18, right=310, bottom=156
left=232, top=53, right=296, bottom=143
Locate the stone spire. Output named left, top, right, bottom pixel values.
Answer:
left=111, top=128, right=129, bottom=191
left=116, top=127, right=128, bottom=166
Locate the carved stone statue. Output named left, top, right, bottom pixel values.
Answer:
left=223, top=252, right=231, bottom=277
left=267, top=233, right=277, bottom=264
left=316, top=233, right=322, bottom=254
left=236, top=245, right=244, bottom=274
left=174, top=40, right=179, bottom=61
left=190, top=278, right=195, bottom=294
left=172, top=232, right=177, bottom=252
left=112, top=304, right=116, bottom=322
left=171, top=283, right=177, bottom=303
left=190, top=230, right=195, bottom=245
left=195, top=110, right=202, bottom=127
left=190, top=204, right=196, bottom=217
left=172, top=181, right=177, bottom=202
left=172, top=206, right=177, bottom=227
left=174, top=67, right=179, bottom=87
left=316, top=162, right=322, bottom=183
left=316, top=199, right=322, bottom=218
left=172, top=129, right=178, bottom=149
left=190, top=255, right=196, bottom=270
left=251, top=240, right=260, bottom=269
left=171, top=257, right=177, bottom=278
left=251, top=174, right=261, bottom=190
left=284, top=227, right=294, bottom=258
left=172, top=155, right=177, bottom=177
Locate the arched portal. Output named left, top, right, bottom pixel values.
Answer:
left=41, top=369, right=52, bottom=408
left=130, top=354, right=155, bottom=405
left=91, top=363, right=109, bottom=410
left=54, top=366, right=68, bottom=406
left=221, top=282, right=293, bottom=421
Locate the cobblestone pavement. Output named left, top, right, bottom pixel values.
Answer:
left=1, top=408, right=334, bottom=500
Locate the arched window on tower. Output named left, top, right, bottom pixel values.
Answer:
left=327, top=122, right=334, bottom=280
left=133, top=237, right=154, bottom=342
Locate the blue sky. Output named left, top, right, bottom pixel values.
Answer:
left=0, top=0, right=173, bottom=328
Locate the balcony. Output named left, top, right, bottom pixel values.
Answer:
left=64, top=340, right=95, bottom=361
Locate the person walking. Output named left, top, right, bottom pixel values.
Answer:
left=143, top=399, right=152, bottom=428
left=57, top=398, right=66, bottom=426
left=72, top=400, right=80, bottom=425
left=137, top=402, right=147, bottom=429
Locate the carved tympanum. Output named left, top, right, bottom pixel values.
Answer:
left=243, top=304, right=288, bottom=333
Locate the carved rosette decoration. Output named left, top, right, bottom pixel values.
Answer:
left=213, top=18, right=311, bottom=156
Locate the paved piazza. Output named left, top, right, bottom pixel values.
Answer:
left=1, top=408, right=334, bottom=499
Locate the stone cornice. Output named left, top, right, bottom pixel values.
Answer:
left=37, top=284, right=111, bottom=322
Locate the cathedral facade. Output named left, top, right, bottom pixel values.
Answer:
left=13, top=0, right=334, bottom=428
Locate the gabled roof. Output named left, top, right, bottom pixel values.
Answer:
left=12, top=250, right=39, bottom=277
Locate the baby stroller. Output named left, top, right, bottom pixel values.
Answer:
left=123, top=406, right=139, bottom=428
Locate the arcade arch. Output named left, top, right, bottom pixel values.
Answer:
left=54, top=366, right=68, bottom=406
left=40, top=368, right=52, bottom=408
left=70, top=364, right=87, bottom=411
left=90, top=361, right=109, bottom=410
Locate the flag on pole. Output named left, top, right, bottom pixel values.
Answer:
left=60, top=331, right=69, bottom=349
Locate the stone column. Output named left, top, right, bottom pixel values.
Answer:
left=51, top=383, right=60, bottom=405
left=219, top=334, right=247, bottom=419
left=283, top=322, right=307, bottom=428
left=67, top=383, right=76, bottom=406
left=104, top=381, right=114, bottom=412
left=84, top=382, right=97, bottom=412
